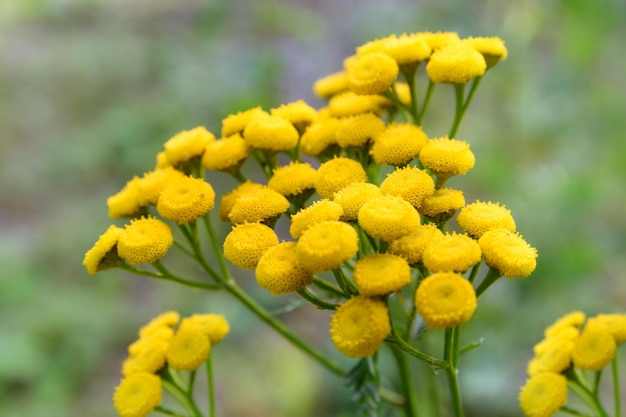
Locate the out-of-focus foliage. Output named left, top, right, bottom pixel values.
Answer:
left=1, top=0, right=625, bottom=416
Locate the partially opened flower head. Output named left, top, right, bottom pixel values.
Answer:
left=202, top=133, right=252, bottom=172
left=518, top=373, right=568, bottom=417
left=313, top=71, right=349, bottom=98
left=83, top=225, right=124, bottom=275
left=415, top=272, right=477, bottom=329
left=256, top=241, right=314, bottom=295
left=107, top=177, right=143, bottom=219
left=156, top=176, right=215, bottom=224
left=268, top=161, right=317, bottom=197
left=221, top=106, right=266, bottom=137
left=418, top=137, right=476, bottom=178
left=243, top=113, right=299, bottom=151
left=228, top=187, right=290, bottom=224
left=371, top=123, right=428, bottom=165
left=136, top=167, right=186, bottom=207
left=462, top=36, right=507, bottom=68
left=353, top=253, right=411, bottom=296
left=358, top=33, right=432, bottom=66
left=418, top=31, right=461, bottom=51
left=219, top=181, right=265, bottom=222
left=117, top=217, right=174, bottom=265
left=314, top=157, right=367, bottom=199
left=295, top=220, right=358, bottom=272
left=139, top=311, right=181, bottom=338
left=426, top=43, right=487, bottom=84
left=479, top=229, right=537, bottom=278
left=300, top=117, right=340, bottom=156
left=335, top=113, right=386, bottom=148
left=328, top=91, right=387, bottom=117
left=419, top=188, right=465, bottom=220
left=456, top=200, right=516, bottom=238
left=422, top=232, right=482, bottom=273
left=113, top=373, right=162, bottom=417
left=346, top=52, right=399, bottom=95
left=270, top=100, right=318, bottom=129
left=358, top=195, right=421, bottom=242
left=289, top=199, right=344, bottom=239
left=164, top=126, right=215, bottom=166
left=380, top=166, right=435, bottom=208
left=223, top=222, right=279, bottom=270
left=543, top=311, right=586, bottom=339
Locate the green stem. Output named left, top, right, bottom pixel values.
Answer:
left=332, top=268, right=358, bottom=295
left=162, top=379, right=203, bottom=417
left=188, top=369, right=197, bottom=396
left=207, top=353, right=216, bottom=417
left=400, top=64, right=420, bottom=124
left=593, top=369, right=602, bottom=396
left=417, top=80, right=436, bottom=126
left=390, top=345, right=420, bottom=417
left=467, top=263, right=481, bottom=284
left=443, top=326, right=464, bottom=417
left=154, top=406, right=187, bottom=417
left=122, top=263, right=221, bottom=291
left=567, top=377, right=610, bottom=417
left=312, top=276, right=347, bottom=298
left=384, top=332, right=446, bottom=369
left=448, top=84, right=466, bottom=139
left=475, top=267, right=502, bottom=297
left=612, top=354, right=621, bottom=417
left=297, top=288, right=338, bottom=310
left=559, top=406, right=593, bottom=417
left=202, top=213, right=230, bottom=279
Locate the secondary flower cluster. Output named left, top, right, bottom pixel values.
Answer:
left=519, top=311, right=626, bottom=417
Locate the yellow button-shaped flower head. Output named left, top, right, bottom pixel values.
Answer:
left=420, top=188, right=465, bottom=219
left=328, top=91, right=387, bottom=117
left=371, top=123, right=428, bottom=166
left=457, top=200, right=516, bottom=238
left=107, top=177, right=143, bottom=219
left=333, top=182, right=382, bottom=221
left=164, top=126, right=215, bottom=166
left=527, top=336, right=575, bottom=376
left=313, top=71, right=349, bottom=98
left=137, top=167, right=186, bottom=207
left=543, top=311, right=585, bottom=339
left=354, top=253, right=411, bottom=296
left=419, top=31, right=461, bottom=51
left=479, top=229, right=537, bottom=278
left=113, top=373, right=162, bottom=417
left=586, top=314, right=626, bottom=345
left=117, top=217, right=174, bottom=265
left=462, top=36, right=507, bottom=69
left=256, top=241, right=314, bottom=295
left=358, top=195, right=421, bottom=242
left=180, top=314, right=230, bottom=345
left=270, top=100, right=318, bottom=130
left=300, top=117, right=340, bottom=156
left=572, top=328, right=616, bottom=371
left=243, top=113, right=299, bottom=151
left=228, top=187, right=290, bottom=224
left=380, top=166, right=435, bottom=208
left=219, top=181, right=265, bottom=222
left=268, top=161, right=317, bottom=197
left=83, top=225, right=124, bottom=275
left=223, top=222, right=279, bottom=270
left=221, top=106, right=266, bottom=138
left=201, top=133, right=252, bottom=172
left=358, top=33, right=432, bottom=66
left=289, top=199, right=344, bottom=239
left=139, top=311, right=181, bottom=338
left=314, top=157, right=367, bottom=199
left=518, top=373, right=568, bottom=417
left=330, top=296, right=391, bottom=358
left=346, top=52, right=399, bottom=95
left=422, top=232, right=482, bottom=273
left=156, top=176, right=215, bottom=225
left=418, top=137, right=476, bottom=178
left=335, top=113, right=386, bottom=148
left=388, top=224, right=444, bottom=265
left=127, top=327, right=174, bottom=359
left=426, top=43, right=487, bottom=84
left=122, top=340, right=168, bottom=376
left=415, top=272, right=477, bottom=329
left=166, top=326, right=211, bottom=371
left=296, top=221, right=358, bottom=272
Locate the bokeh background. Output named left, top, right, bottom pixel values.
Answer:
left=2, top=0, right=626, bottom=416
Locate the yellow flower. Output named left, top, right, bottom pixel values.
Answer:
left=164, top=126, right=215, bottom=166
left=295, top=220, right=358, bottom=272
left=370, top=123, right=428, bottom=166
left=328, top=91, right=388, bottom=117
left=223, top=222, right=279, bottom=270
left=122, top=341, right=168, bottom=375
left=314, top=157, right=367, bottom=199
left=388, top=224, right=445, bottom=264
left=335, top=113, right=386, bottom=148
left=479, top=229, right=537, bottom=278
left=333, top=182, right=382, bottom=221
left=155, top=151, right=171, bottom=169
left=221, top=106, right=266, bottom=137
left=300, top=117, right=340, bottom=156
left=357, top=195, right=421, bottom=242
left=137, top=167, right=186, bottom=207
left=180, top=314, right=230, bottom=345
left=572, top=328, right=616, bottom=371
left=394, top=82, right=412, bottom=106
left=330, top=296, right=391, bottom=358
left=415, top=272, right=477, bottom=329
left=543, top=311, right=586, bottom=339
left=117, top=217, right=174, bottom=265
left=462, top=36, right=507, bottom=68
left=166, top=327, right=211, bottom=371
left=586, top=314, right=626, bottom=344
left=426, top=43, right=487, bottom=84
left=422, top=232, right=482, bottom=273
left=128, top=327, right=174, bottom=357
left=420, top=188, right=466, bottom=219
left=201, top=133, right=252, bottom=172
left=527, top=336, right=575, bottom=376
left=354, top=253, right=411, bottom=296
left=107, top=177, right=143, bottom=219
left=218, top=181, right=265, bottom=222
left=346, top=52, right=399, bottom=95
left=268, top=161, right=317, bottom=197
left=139, top=311, right=181, bottom=338
left=289, top=199, right=344, bottom=239
left=358, top=33, right=432, bottom=66
left=456, top=200, right=516, bottom=238
left=83, top=225, right=124, bottom=275
left=519, top=373, right=568, bottom=417
left=156, top=176, right=215, bottom=224
left=380, top=166, right=435, bottom=208
left=256, top=241, right=314, bottom=295
left=313, top=71, right=349, bottom=98
left=113, top=373, right=162, bottom=417
left=243, top=113, right=299, bottom=151
left=418, top=137, right=475, bottom=179
left=418, top=31, right=461, bottom=50
left=270, top=100, right=318, bottom=129
left=228, top=186, right=290, bottom=224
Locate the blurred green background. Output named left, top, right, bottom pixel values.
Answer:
left=2, top=0, right=626, bottom=416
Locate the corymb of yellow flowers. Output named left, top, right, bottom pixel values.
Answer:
left=82, top=29, right=623, bottom=417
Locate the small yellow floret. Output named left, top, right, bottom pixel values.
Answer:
left=456, top=200, right=516, bottom=238
left=221, top=106, right=266, bottom=137
left=314, top=157, right=367, bottom=199
left=180, top=314, right=230, bottom=345
left=333, top=182, right=382, bottom=221
left=127, top=327, right=174, bottom=358
left=117, top=217, right=173, bottom=265
left=270, top=100, right=318, bottom=129
left=300, top=118, right=340, bottom=156
left=313, top=71, right=349, bottom=98
left=426, top=43, right=487, bottom=84
left=223, top=222, right=279, bottom=270
left=256, top=241, right=314, bottom=295
left=346, top=52, right=399, bottom=95
left=371, top=123, right=428, bottom=165
left=164, top=126, right=215, bottom=166
left=358, top=195, right=421, bottom=242
left=422, top=232, right=482, bottom=273
left=296, top=221, right=359, bottom=272
left=137, top=167, right=186, bottom=207
left=518, top=373, right=568, bottom=417
left=358, top=33, right=432, bottom=65
left=380, top=166, right=435, bottom=208
left=121, top=341, right=168, bottom=376
left=107, top=177, right=143, bottom=219
left=166, top=327, right=211, bottom=371
left=462, top=36, right=507, bottom=68
left=289, top=199, right=344, bottom=239
left=156, top=176, right=215, bottom=225
left=586, top=314, right=626, bottom=344
left=544, top=311, right=586, bottom=339
left=268, top=162, right=317, bottom=197
left=572, top=328, right=616, bottom=371
left=201, top=133, right=252, bottom=171
left=139, top=311, right=181, bottom=338
left=328, top=91, right=388, bottom=117
left=330, top=296, right=391, bottom=358
left=83, top=225, right=124, bottom=275
left=527, top=336, right=575, bottom=376
left=243, top=113, right=299, bottom=151
left=219, top=181, right=265, bottom=222
left=354, top=253, right=411, bottom=296
left=113, top=373, right=162, bottom=417
left=388, top=224, right=445, bottom=265
left=228, top=186, right=290, bottom=224
left=418, top=137, right=475, bottom=178
left=420, top=188, right=466, bottom=219
left=479, top=229, right=537, bottom=278
left=335, top=113, right=386, bottom=148
left=415, top=272, right=477, bottom=329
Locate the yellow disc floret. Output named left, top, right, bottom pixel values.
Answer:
left=388, top=224, right=445, bottom=265
left=358, top=195, right=421, bottom=242
left=300, top=117, right=340, bottom=156
left=228, top=186, right=290, bottom=224
left=117, top=217, right=174, bottom=265
left=380, top=166, right=435, bottom=208
left=422, top=232, right=482, bottom=273
left=314, top=157, right=367, bottom=199
left=415, top=272, right=477, bottom=329
left=165, top=327, right=211, bottom=371
left=330, top=296, right=391, bottom=358
left=223, top=222, right=279, bottom=270
left=353, top=253, right=411, bottom=296
left=289, top=199, right=344, bottom=239
left=426, top=43, right=487, bottom=84
left=83, top=225, right=124, bottom=275
left=201, top=133, right=252, bottom=172
left=256, top=241, right=314, bottom=295
left=335, top=113, right=386, bottom=148
left=418, top=137, right=476, bottom=178
left=479, top=229, right=538, bottom=278
left=333, top=182, right=382, bottom=221
left=156, top=176, right=215, bottom=225
left=137, top=167, right=186, bottom=207
left=295, top=221, right=358, bottom=272
left=113, top=373, right=162, bottom=417
left=571, top=328, right=616, bottom=371
left=219, top=181, right=265, bottom=222
left=420, top=188, right=466, bottom=219
left=164, top=126, right=215, bottom=166
left=456, top=200, right=516, bottom=238
left=243, top=113, right=299, bottom=151
left=268, top=162, right=317, bottom=197
left=371, top=123, right=428, bottom=165
left=518, top=373, right=568, bottom=417
left=346, top=52, right=399, bottom=95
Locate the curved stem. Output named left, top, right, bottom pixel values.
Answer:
left=122, top=263, right=221, bottom=291
left=298, top=288, right=338, bottom=310
left=162, top=379, right=203, bottom=417
left=475, top=267, right=502, bottom=297
left=154, top=406, right=187, bottom=417
left=567, top=377, right=610, bottom=417
left=384, top=332, right=447, bottom=369
left=312, top=276, right=347, bottom=298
